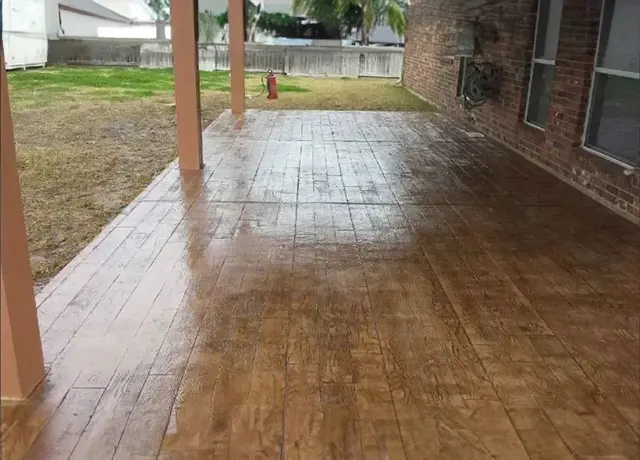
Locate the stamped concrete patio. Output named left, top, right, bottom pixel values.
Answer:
left=2, top=110, right=639, bottom=460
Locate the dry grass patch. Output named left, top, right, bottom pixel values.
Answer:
left=8, top=66, right=433, bottom=285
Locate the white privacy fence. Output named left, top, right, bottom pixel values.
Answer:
left=47, top=38, right=404, bottom=78
left=140, top=42, right=404, bottom=78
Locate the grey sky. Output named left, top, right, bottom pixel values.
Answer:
left=197, top=0, right=294, bottom=14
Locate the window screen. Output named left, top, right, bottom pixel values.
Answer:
left=584, top=0, right=640, bottom=166
left=525, top=0, right=564, bottom=128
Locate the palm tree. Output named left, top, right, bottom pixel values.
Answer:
left=213, top=0, right=260, bottom=43
left=145, top=0, right=169, bottom=21
left=292, top=0, right=344, bottom=38
left=294, top=0, right=407, bottom=42
left=340, top=0, right=375, bottom=43
left=216, top=11, right=229, bottom=42
left=199, top=10, right=218, bottom=43
left=380, top=0, right=408, bottom=38
left=244, top=0, right=261, bottom=42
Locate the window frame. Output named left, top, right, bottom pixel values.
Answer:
left=582, top=0, right=640, bottom=169
left=524, top=0, right=563, bottom=131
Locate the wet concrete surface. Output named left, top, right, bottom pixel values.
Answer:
left=2, top=110, right=639, bottom=459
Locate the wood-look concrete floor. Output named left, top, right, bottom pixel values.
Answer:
left=2, top=110, right=639, bottom=460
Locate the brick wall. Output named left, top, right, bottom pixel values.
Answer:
left=403, top=0, right=639, bottom=222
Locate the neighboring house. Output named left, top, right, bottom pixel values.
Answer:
left=2, top=0, right=49, bottom=69
left=403, top=0, right=639, bottom=221
left=45, top=0, right=168, bottom=39
left=92, top=0, right=155, bottom=20
left=368, top=23, right=403, bottom=46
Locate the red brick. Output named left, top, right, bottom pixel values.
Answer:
left=404, top=0, right=636, bottom=220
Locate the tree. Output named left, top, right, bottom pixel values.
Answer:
left=216, top=11, right=229, bottom=28
left=340, top=2, right=364, bottom=38
left=243, top=0, right=260, bottom=41
left=214, top=0, right=260, bottom=42
left=294, top=0, right=407, bottom=41
left=293, top=0, right=343, bottom=38
left=199, top=10, right=218, bottom=43
left=146, top=0, right=170, bottom=21
left=339, top=0, right=375, bottom=43
left=378, top=0, right=408, bottom=38
left=256, top=13, right=300, bottom=37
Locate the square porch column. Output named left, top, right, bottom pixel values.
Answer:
left=170, top=0, right=204, bottom=170
left=1, top=44, right=46, bottom=400
left=229, top=0, right=245, bottom=114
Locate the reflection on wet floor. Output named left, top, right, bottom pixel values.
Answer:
left=2, top=110, right=639, bottom=460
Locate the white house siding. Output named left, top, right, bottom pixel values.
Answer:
left=2, top=0, right=48, bottom=69
left=100, top=22, right=171, bottom=39
left=95, top=22, right=170, bottom=39
left=93, top=0, right=155, bottom=21
left=58, top=9, right=169, bottom=38
left=369, top=25, right=403, bottom=45
left=45, top=0, right=61, bottom=38
left=58, top=9, right=112, bottom=37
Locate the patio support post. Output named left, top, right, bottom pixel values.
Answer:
left=0, top=44, right=46, bottom=400
left=229, top=0, right=245, bottom=114
left=170, top=0, right=204, bottom=170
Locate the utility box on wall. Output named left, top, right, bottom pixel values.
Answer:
left=455, top=22, right=475, bottom=57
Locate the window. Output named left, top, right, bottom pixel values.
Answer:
left=525, top=0, right=564, bottom=129
left=583, top=0, right=640, bottom=167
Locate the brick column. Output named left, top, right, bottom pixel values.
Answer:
left=1, top=44, right=46, bottom=400
left=229, top=0, right=245, bottom=114
left=171, top=0, right=204, bottom=170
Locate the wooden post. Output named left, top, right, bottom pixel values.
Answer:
left=229, top=0, right=245, bottom=114
left=1, top=44, right=46, bottom=400
left=170, top=0, right=204, bottom=170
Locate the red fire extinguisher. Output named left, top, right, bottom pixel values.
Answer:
left=266, top=69, right=278, bottom=100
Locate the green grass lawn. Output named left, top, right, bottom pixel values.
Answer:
left=8, top=66, right=431, bottom=110
left=8, top=66, right=433, bottom=285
